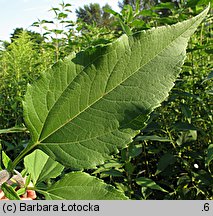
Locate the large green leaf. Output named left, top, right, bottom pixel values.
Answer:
left=24, top=149, right=64, bottom=185
left=38, top=172, right=128, bottom=200
left=22, top=7, right=209, bottom=169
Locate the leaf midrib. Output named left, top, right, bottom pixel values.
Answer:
left=38, top=17, right=198, bottom=144
left=35, top=48, right=115, bottom=142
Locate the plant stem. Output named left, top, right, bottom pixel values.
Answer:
left=10, top=143, right=37, bottom=171
left=166, top=128, right=176, bottom=149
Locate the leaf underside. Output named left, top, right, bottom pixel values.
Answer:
left=23, top=7, right=209, bottom=169
left=24, top=149, right=64, bottom=185
left=40, top=172, right=128, bottom=200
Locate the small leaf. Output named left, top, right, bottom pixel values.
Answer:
left=65, top=3, right=72, bottom=7
left=192, top=170, right=213, bottom=186
left=203, top=71, right=213, bottom=82
left=173, top=90, right=202, bottom=101
left=41, top=20, right=54, bottom=24
left=135, top=0, right=140, bottom=14
left=50, top=7, right=60, bottom=12
left=103, top=161, right=123, bottom=169
left=177, top=175, right=191, bottom=186
left=16, top=188, right=26, bottom=196
left=58, top=12, right=68, bottom=19
left=128, top=144, right=142, bottom=157
left=92, top=161, right=123, bottom=175
left=104, top=8, right=122, bottom=18
left=39, top=172, right=128, bottom=200
left=24, top=149, right=64, bottom=185
left=1, top=183, right=20, bottom=200
left=125, top=5, right=133, bottom=23
left=102, top=169, right=123, bottom=177
left=135, top=135, right=171, bottom=142
left=25, top=174, right=31, bottom=187
left=197, top=0, right=211, bottom=6
left=136, top=177, right=168, bottom=193
left=206, top=71, right=213, bottom=79
left=0, top=127, right=27, bottom=134
left=172, top=122, right=198, bottom=131
left=206, top=89, right=213, bottom=95
left=131, top=19, right=145, bottom=28
left=139, top=10, right=157, bottom=17
left=119, top=19, right=132, bottom=35
left=176, top=130, right=197, bottom=145
left=180, top=103, right=191, bottom=119
left=32, top=21, right=39, bottom=27
left=2, top=151, right=12, bottom=169
left=125, top=162, right=135, bottom=174
left=205, top=144, right=213, bottom=168
left=51, top=29, right=64, bottom=34
left=152, top=2, right=174, bottom=10
left=155, top=153, right=176, bottom=175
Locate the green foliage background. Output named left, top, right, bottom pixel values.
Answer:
left=0, top=0, right=212, bottom=199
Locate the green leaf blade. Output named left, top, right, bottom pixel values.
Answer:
left=24, top=149, right=64, bottom=185
left=40, top=172, right=128, bottom=200
left=155, top=153, right=177, bottom=175
left=136, top=177, right=168, bottom=193
left=1, top=183, right=20, bottom=200
left=23, top=7, right=209, bottom=169
left=135, top=135, right=172, bottom=142
left=205, top=144, right=213, bottom=168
